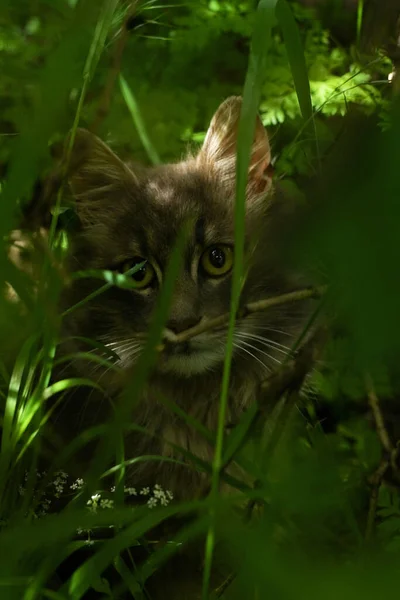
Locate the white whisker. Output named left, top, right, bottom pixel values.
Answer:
left=233, top=342, right=271, bottom=373
left=105, top=339, right=140, bottom=350
left=234, top=338, right=282, bottom=365
left=249, top=326, right=294, bottom=338
left=236, top=331, right=292, bottom=353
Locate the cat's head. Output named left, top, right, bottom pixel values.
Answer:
left=62, top=96, right=308, bottom=382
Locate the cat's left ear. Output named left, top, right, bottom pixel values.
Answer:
left=196, top=96, right=272, bottom=196
left=66, top=129, right=137, bottom=226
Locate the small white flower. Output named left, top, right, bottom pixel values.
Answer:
left=152, top=484, right=173, bottom=505
left=140, top=487, right=150, bottom=496
left=147, top=497, right=158, bottom=508
left=87, top=493, right=101, bottom=512
left=70, top=478, right=84, bottom=491
left=124, top=487, right=137, bottom=496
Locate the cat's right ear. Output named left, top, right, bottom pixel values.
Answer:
left=67, top=129, right=136, bottom=225
left=196, top=96, right=272, bottom=199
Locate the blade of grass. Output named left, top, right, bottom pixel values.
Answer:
left=120, top=74, right=161, bottom=165
left=14, top=377, right=104, bottom=455
left=276, top=0, right=313, bottom=123
left=202, top=1, right=278, bottom=597
left=276, top=0, right=319, bottom=165
left=114, top=555, right=145, bottom=599
left=48, top=0, right=121, bottom=246
left=80, top=224, right=189, bottom=503
left=0, top=335, right=39, bottom=510
left=357, top=0, right=364, bottom=46
left=120, top=515, right=211, bottom=591
left=62, top=263, right=146, bottom=317
left=62, top=499, right=206, bottom=599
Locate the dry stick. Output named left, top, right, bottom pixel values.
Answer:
left=215, top=573, right=236, bottom=598
left=92, top=1, right=138, bottom=132
left=161, top=285, right=327, bottom=347
left=364, top=374, right=400, bottom=541
left=365, top=374, right=393, bottom=454
left=365, top=458, right=390, bottom=543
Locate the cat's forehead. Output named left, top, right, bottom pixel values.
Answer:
left=144, top=162, right=227, bottom=214
left=141, top=163, right=234, bottom=231
left=110, top=162, right=235, bottom=263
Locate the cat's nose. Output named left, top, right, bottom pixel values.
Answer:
left=166, top=316, right=201, bottom=334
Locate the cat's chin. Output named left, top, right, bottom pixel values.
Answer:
left=158, top=348, right=224, bottom=377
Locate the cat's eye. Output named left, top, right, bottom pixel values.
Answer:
left=200, top=244, right=233, bottom=277
left=121, top=257, right=155, bottom=289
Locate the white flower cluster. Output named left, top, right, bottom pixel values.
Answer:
left=139, top=484, right=174, bottom=509
left=18, top=470, right=50, bottom=518
left=53, top=470, right=68, bottom=498
left=86, top=493, right=114, bottom=513
left=86, top=484, right=173, bottom=511
left=35, top=497, right=51, bottom=519
left=70, top=478, right=84, bottom=491
left=14, top=470, right=175, bottom=522
left=110, top=485, right=137, bottom=497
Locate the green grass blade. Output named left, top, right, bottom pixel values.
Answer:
left=157, top=394, right=214, bottom=443
left=114, top=555, right=144, bottom=598
left=53, top=352, right=121, bottom=374
left=63, top=264, right=146, bottom=317
left=123, top=515, right=211, bottom=590
left=120, top=74, right=161, bottom=165
left=14, top=379, right=104, bottom=467
left=81, top=224, right=189, bottom=498
left=276, top=0, right=313, bottom=123
left=221, top=402, right=258, bottom=467
left=203, top=1, right=278, bottom=597
left=49, top=0, right=121, bottom=245
left=62, top=501, right=205, bottom=599
left=357, top=0, right=364, bottom=45
left=1, top=336, right=37, bottom=455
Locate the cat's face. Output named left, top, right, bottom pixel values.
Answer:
left=63, top=97, right=307, bottom=382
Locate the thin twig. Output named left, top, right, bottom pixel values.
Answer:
left=160, top=285, right=327, bottom=348
left=365, top=373, right=393, bottom=454
left=365, top=457, right=390, bottom=542
left=214, top=573, right=236, bottom=598
left=364, top=374, right=400, bottom=540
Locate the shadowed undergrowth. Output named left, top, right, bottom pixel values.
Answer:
left=0, top=1, right=400, bottom=599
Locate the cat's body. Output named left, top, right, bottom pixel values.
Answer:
left=46, top=97, right=312, bottom=497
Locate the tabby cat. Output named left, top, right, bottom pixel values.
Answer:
left=55, top=96, right=311, bottom=497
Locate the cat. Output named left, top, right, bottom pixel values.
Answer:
left=52, top=96, right=313, bottom=498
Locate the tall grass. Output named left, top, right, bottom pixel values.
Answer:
left=0, top=0, right=400, bottom=598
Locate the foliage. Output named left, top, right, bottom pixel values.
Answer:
left=0, top=0, right=400, bottom=599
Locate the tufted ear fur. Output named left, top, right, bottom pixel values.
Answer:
left=196, top=96, right=272, bottom=198
left=67, top=128, right=137, bottom=226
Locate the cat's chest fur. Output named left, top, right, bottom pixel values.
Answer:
left=123, top=362, right=262, bottom=496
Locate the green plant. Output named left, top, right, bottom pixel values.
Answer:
left=1, top=0, right=400, bottom=598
